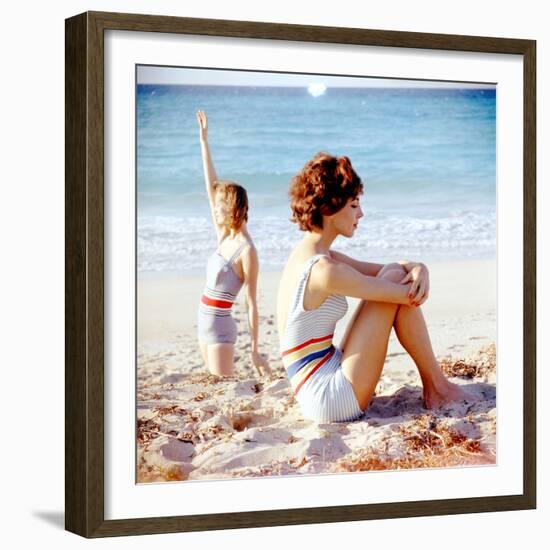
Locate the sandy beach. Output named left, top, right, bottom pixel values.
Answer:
left=137, top=258, right=497, bottom=482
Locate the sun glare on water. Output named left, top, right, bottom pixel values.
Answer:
left=308, top=83, right=327, bottom=97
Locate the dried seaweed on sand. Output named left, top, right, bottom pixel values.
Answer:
left=439, top=344, right=496, bottom=379
left=334, top=414, right=494, bottom=473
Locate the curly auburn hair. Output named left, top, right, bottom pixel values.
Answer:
left=289, top=152, right=363, bottom=231
left=213, top=181, right=249, bottom=231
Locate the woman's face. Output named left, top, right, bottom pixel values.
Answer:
left=329, top=196, right=364, bottom=237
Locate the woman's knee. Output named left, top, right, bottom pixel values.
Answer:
left=377, top=265, right=406, bottom=284
left=377, top=262, right=406, bottom=278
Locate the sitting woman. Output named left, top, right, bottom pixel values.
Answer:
left=196, top=110, right=270, bottom=377
left=277, top=152, right=466, bottom=423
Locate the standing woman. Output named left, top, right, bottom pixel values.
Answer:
left=277, top=152, right=467, bottom=423
left=196, top=110, right=270, bottom=377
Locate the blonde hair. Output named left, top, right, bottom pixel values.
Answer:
left=213, top=181, right=249, bottom=231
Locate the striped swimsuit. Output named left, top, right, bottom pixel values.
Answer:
left=197, top=240, right=247, bottom=345
left=280, top=254, right=364, bottom=423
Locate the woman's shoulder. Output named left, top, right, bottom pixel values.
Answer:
left=308, top=253, right=341, bottom=285
left=219, top=233, right=251, bottom=251
left=317, top=251, right=338, bottom=265
left=238, top=238, right=258, bottom=268
left=233, top=229, right=254, bottom=250
left=240, top=237, right=256, bottom=256
left=280, top=251, right=337, bottom=287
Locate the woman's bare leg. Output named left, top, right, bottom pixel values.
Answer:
left=340, top=263, right=466, bottom=411
left=392, top=297, right=467, bottom=408
left=199, top=341, right=209, bottom=368
left=339, top=263, right=405, bottom=354
left=340, top=268, right=403, bottom=410
left=205, top=343, right=235, bottom=376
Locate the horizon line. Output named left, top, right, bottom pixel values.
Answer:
left=137, top=82, right=495, bottom=90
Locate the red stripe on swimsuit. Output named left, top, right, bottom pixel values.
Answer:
left=282, top=333, right=335, bottom=357
left=201, top=295, right=234, bottom=309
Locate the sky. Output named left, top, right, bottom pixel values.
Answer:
left=137, top=65, right=495, bottom=89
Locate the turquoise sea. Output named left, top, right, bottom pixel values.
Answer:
left=137, top=83, right=496, bottom=274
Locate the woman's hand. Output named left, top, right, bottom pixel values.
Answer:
left=196, top=110, right=208, bottom=142
left=251, top=350, right=272, bottom=378
left=400, top=262, right=429, bottom=306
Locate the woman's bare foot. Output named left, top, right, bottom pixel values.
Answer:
left=423, top=380, right=469, bottom=410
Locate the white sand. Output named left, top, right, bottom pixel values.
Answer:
left=137, top=258, right=497, bottom=482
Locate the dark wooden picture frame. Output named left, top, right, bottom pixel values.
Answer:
left=65, top=10, right=536, bottom=538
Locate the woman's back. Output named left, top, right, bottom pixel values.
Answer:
left=278, top=253, right=348, bottom=394
left=277, top=248, right=332, bottom=338
left=276, top=251, right=361, bottom=422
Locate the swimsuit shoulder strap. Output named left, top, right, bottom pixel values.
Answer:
left=227, top=241, right=248, bottom=265
left=290, top=254, right=329, bottom=315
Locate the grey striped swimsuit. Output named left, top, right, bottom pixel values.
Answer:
left=197, top=240, right=247, bottom=345
left=280, top=254, right=364, bottom=423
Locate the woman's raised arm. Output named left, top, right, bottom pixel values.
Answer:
left=196, top=110, right=226, bottom=241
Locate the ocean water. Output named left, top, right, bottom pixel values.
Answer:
left=137, top=84, right=496, bottom=275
